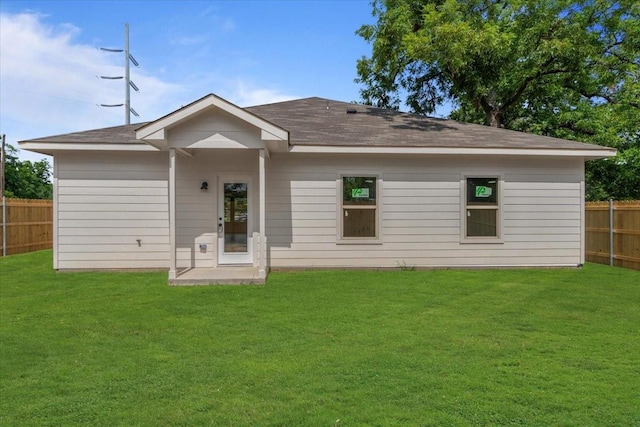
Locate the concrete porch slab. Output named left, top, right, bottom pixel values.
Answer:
left=169, top=267, right=266, bottom=285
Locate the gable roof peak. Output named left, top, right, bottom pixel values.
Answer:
left=135, top=93, right=288, bottom=143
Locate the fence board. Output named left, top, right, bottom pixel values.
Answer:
left=586, top=201, right=640, bottom=271
left=0, top=198, right=53, bottom=256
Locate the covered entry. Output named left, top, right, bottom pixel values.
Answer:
left=135, top=94, right=289, bottom=284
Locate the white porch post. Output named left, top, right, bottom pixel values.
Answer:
left=168, top=148, right=177, bottom=279
left=259, top=149, right=267, bottom=278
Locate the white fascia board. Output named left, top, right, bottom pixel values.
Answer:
left=19, top=142, right=160, bottom=155
left=262, top=131, right=288, bottom=154
left=145, top=128, right=166, bottom=141
left=136, top=94, right=288, bottom=141
left=288, top=145, right=617, bottom=159
left=261, top=129, right=288, bottom=141
left=140, top=130, right=167, bottom=150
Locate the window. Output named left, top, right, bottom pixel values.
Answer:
left=341, top=176, right=378, bottom=240
left=465, top=177, right=500, bottom=239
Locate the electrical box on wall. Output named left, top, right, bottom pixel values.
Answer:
left=199, top=244, right=207, bottom=252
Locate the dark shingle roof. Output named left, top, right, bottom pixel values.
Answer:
left=246, top=97, right=604, bottom=150
left=21, top=97, right=607, bottom=151
left=24, top=123, right=149, bottom=144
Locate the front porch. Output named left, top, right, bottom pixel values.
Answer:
left=134, top=95, right=288, bottom=285
left=169, top=266, right=265, bottom=285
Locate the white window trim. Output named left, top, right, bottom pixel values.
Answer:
left=336, top=171, right=383, bottom=245
left=460, top=173, right=504, bottom=244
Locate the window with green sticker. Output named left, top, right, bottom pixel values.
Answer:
left=465, top=177, right=500, bottom=238
left=467, top=178, right=498, bottom=205
left=341, top=176, right=378, bottom=239
left=343, top=177, right=376, bottom=205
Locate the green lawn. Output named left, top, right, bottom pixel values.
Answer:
left=1, top=251, right=639, bottom=426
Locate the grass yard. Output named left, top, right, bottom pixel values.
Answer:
left=1, top=251, right=639, bottom=426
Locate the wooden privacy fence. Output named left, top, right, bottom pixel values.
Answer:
left=1, top=197, right=638, bottom=268
left=586, top=201, right=640, bottom=271
left=0, top=198, right=53, bottom=256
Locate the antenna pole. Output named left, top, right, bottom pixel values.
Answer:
left=125, top=23, right=130, bottom=125
left=99, top=23, right=139, bottom=123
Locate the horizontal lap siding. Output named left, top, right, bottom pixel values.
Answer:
left=54, top=150, right=584, bottom=270
left=266, top=154, right=583, bottom=268
left=175, top=154, right=215, bottom=268
left=503, top=179, right=582, bottom=248
left=175, top=150, right=258, bottom=268
left=56, top=152, right=169, bottom=269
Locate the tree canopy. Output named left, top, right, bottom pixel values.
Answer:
left=356, top=0, right=640, bottom=200
left=2, top=144, right=52, bottom=200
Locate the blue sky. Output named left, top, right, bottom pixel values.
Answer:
left=0, top=1, right=446, bottom=162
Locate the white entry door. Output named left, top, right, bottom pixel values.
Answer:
left=218, top=177, right=253, bottom=264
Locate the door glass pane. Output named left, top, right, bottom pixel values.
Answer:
left=224, top=183, right=247, bottom=253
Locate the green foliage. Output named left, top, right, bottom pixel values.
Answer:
left=2, top=250, right=640, bottom=425
left=3, top=144, right=52, bottom=199
left=357, top=0, right=640, bottom=200
left=586, top=147, right=640, bottom=200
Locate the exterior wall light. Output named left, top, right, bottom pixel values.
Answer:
left=200, top=181, right=208, bottom=190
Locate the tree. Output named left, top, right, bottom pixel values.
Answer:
left=2, top=144, right=52, bottom=199
left=356, top=0, right=640, bottom=199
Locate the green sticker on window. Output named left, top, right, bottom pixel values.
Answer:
left=475, top=186, right=492, bottom=198
left=352, top=188, right=370, bottom=198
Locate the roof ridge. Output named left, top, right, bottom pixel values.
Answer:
left=247, top=96, right=367, bottom=108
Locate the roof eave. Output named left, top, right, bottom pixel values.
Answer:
left=18, top=141, right=159, bottom=155
left=287, top=145, right=617, bottom=159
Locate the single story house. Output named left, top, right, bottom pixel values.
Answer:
left=20, top=94, right=616, bottom=283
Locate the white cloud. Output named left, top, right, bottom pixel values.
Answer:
left=226, top=80, right=298, bottom=107
left=220, top=18, right=236, bottom=32
left=170, top=35, right=208, bottom=46
left=0, top=12, right=182, bottom=158
left=199, top=5, right=236, bottom=32
left=0, top=12, right=298, bottom=162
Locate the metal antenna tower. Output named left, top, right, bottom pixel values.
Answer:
left=99, top=23, right=140, bottom=124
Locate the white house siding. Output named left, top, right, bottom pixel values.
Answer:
left=56, top=151, right=170, bottom=269
left=266, top=153, right=584, bottom=268
left=175, top=149, right=259, bottom=268
left=54, top=149, right=584, bottom=270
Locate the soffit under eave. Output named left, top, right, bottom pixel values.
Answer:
left=139, top=128, right=168, bottom=150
